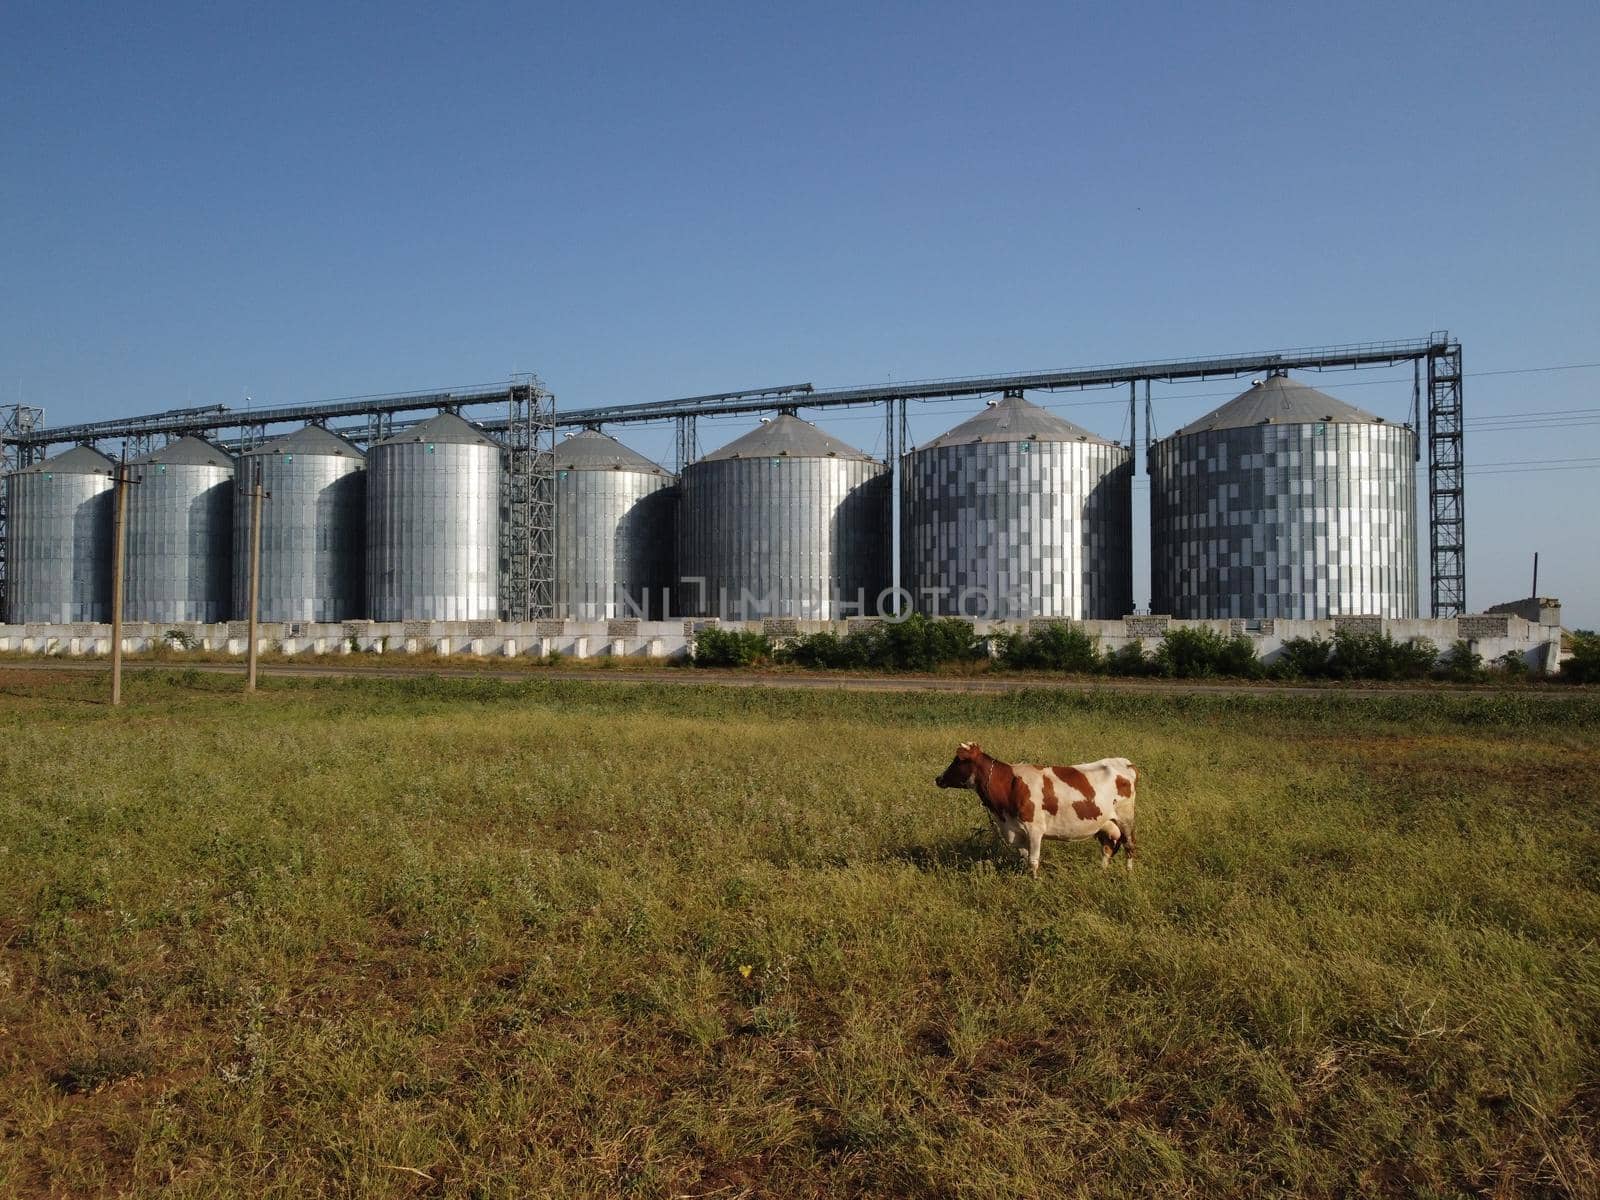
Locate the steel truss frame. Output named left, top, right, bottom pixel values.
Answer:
left=503, top=378, right=556, bottom=620
left=1427, top=340, right=1466, bottom=617
left=0, top=403, right=44, bottom=615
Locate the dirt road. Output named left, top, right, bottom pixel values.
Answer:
left=0, top=657, right=1573, bottom=700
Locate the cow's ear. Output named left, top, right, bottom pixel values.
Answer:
left=969, top=742, right=982, bottom=755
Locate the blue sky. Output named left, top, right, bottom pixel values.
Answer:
left=4, top=2, right=1597, bottom=624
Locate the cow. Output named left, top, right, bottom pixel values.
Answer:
left=934, top=742, right=1138, bottom=877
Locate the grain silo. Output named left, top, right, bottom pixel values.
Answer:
left=554, top=428, right=676, bottom=619
left=232, top=425, right=366, bottom=623
left=903, top=391, right=1132, bottom=619
left=3, top=445, right=116, bottom=624
left=1150, top=372, right=1417, bottom=619
left=366, top=411, right=501, bottom=621
left=678, top=414, right=889, bottom=619
left=125, top=436, right=235, bottom=623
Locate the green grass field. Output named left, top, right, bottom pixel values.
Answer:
left=2, top=670, right=1597, bottom=1198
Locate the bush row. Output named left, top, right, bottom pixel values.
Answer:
left=694, top=619, right=1559, bottom=682
left=693, top=614, right=985, bottom=671
left=1563, top=631, right=1600, bottom=684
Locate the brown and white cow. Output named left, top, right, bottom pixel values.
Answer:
left=935, top=742, right=1138, bottom=876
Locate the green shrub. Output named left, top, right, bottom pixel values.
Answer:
left=780, top=631, right=858, bottom=670
left=1562, top=631, right=1600, bottom=684
left=1391, top=637, right=1442, bottom=679
left=1271, top=636, right=1332, bottom=680
left=1326, top=630, right=1437, bottom=681
left=1437, top=640, right=1487, bottom=683
left=1495, top=650, right=1530, bottom=678
left=1151, top=626, right=1262, bottom=679
left=1214, top=633, right=1266, bottom=679
left=877, top=614, right=983, bottom=671
left=780, top=614, right=982, bottom=672
left=1101, top=640, right=1150, bottom=676
left=995, top=623, right=1099, bottom=672
left=693, top=627, right=773, bottom=667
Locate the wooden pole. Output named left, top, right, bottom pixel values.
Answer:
left=110, top=464, right=128, bottom=706
left=246, top=463, right=262, bottom=692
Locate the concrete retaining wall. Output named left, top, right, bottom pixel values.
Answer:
left=0, top=613, right=1566, bottom=673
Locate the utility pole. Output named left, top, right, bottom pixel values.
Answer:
left=246, top=461, right=263, bottom=692
left=109, top=463, right=129, bottom=706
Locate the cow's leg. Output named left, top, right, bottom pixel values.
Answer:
left=1025, top=823, right=1044, bottom=879
left=1119, top=815, right=1136, bottom=871
left=996, top=820, right=1029, bottom=873
left=988, top=814, right=1027, bottom=871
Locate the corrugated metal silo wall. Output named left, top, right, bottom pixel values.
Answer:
left=125, top=463, right=235, bottom=623
left=4, top=470, right=116, bottom=623
left=1150, top=423, right=1417, bottom=618
left=366, top=440, right=500, bottom=621
left=555, top=469, right=676, bottom=619
left=677, top=458, right=889, bottom=619
left=232, top=453, right=366, bottom=623
left=902, top=440, right=1132, bottom=619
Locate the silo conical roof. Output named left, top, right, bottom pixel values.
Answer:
left=699, top=413, right=877, bottom=463
left=555, top=428, right=670, bottom=474
left=374, top=410, right=502, bottom=449
left=1172, top=374, right=1386, bottom=437
left=243, top=423, right=366, bottom=459
left=129, top=435, right=234, bottom=468
left=16, top=445, right=116, bottom=475
left=922, top=393, right=1117, bottom=449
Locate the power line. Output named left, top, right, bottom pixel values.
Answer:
left=1471, top=456, right=1600, bottom=467
left=1471, top=464, right=1600, bottom=475
left=1471, top=361, right=1600, bottom=379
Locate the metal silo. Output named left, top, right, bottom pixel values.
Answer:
left=554, top=429, right=676, bottom=619
left=4, top=445, right=116, bottom=624
left=1150, top=372, right=1417, bottom=619
left=903, top=391, right=1132, bottom=619
left=678, top=414, right=889, bottom=619
left=125, top=436, right=235, bottom=623
left=232, top=425, right=366, bottom=623
left=366, top=411, right=501, bottom=621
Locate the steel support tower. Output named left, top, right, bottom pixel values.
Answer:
left=1426, top=339, right=1466, bottom=617
left=885, top=397, right=907, bottom=608
left=503, top=378, right=556, bottom=620
left=673, top=414, right=697, bottom=473
left=0, top=403, right=45, bottom=616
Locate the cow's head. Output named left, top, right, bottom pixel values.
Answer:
left=935, top=742, right=984, bottom=789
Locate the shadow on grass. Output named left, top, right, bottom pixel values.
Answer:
left=0, top=684, right=106, bottom=706
left=891, top=826, right=1013, bottom=872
